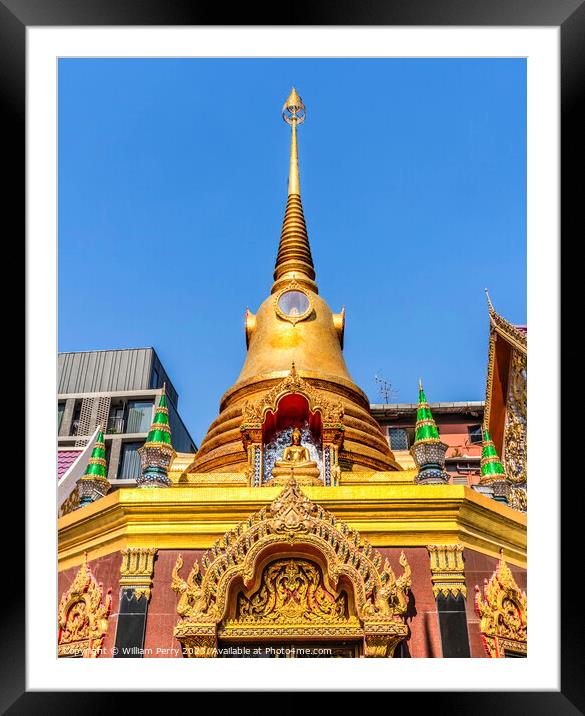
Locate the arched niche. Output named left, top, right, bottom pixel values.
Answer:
left=240, top=364, right=344, bottom=486
left=262, top=393, right=322, bottom=446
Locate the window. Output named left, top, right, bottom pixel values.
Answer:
left=107, top=405, right=125, bottom=434
left=467, top=424, right=483, bottom=444
left=57, top=402, right=65, bottom=432
left=388, top=428, right=409, bottom=450
left=126, top=400, right=154, bottom=433
left=118, top=442, right=143, bottom=480
left=278, top=290, right=310, bottom=317
left=151, top=367, right=160, bottom=389
left=70, top=401, right=82, bottom=436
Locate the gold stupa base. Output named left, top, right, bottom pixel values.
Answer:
left=269, top=464, right=322, bottom=486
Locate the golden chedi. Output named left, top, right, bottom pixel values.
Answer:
left=189, top=88, right=400, bottom=477
left=270, top=428, right=321, bottom=485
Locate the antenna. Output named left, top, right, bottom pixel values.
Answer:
left=374, top=372, right=399, bottom=404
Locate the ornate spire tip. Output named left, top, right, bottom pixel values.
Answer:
left=282, top=87, right=306, bottom=125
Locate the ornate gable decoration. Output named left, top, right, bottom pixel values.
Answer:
left=241, top=362, right=344, bottom=430
left=504, top=349, right=527, bottom=490
left=172, top=478, right=411, bottom=657
left=474, top=555, right=527, bottom=658
left=484, top=293, right=527, bottom=511
left=487, top=292, right=527, bottom=356
left=58, top=555, right=112, bottom=658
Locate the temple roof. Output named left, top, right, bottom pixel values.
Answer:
left=57, top=449, right=83, bottom=481
left=483, top=291, right=527, bottom=457
left=486, top=290, right=527, bottom=354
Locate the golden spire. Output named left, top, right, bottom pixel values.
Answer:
left=283, top=87, right=305, bottom=195
left=272, top=87, right=317, bottom=295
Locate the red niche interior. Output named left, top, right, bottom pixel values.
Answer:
left=262, top=394, right=322, bottom=446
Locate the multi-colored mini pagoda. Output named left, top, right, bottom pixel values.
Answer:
left=410, top=381, right=450, bottom=484
left=137, top=384, right=176, bottom=488
left=76, top=429, right=110, bottom=505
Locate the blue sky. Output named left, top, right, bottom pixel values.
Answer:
left=58, top=58, right=526, bottom=444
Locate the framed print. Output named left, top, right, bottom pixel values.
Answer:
left=3, top=0, right=580, bottom=709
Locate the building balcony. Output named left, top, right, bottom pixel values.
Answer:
left=107, top=416, right=126, bottom=434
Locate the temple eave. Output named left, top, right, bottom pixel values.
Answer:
left=58, top=484, right=527, bottom=573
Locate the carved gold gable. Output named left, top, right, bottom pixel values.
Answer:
left=475, top=555, right=527, bottom=658
left=172, top=478, right=411, bottom=657
left=58, top=556, right=112, bottom=658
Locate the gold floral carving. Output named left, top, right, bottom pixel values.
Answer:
left=508, top=486, right=527, bottom=512
left=235, top=558, right=349, bottom=623
left=241, top=362, right=344, bottom=430
left=119, top=547, right=157, bottom=601
left=484, top=329, right=497, bottom=428
left=60, top=485, right=80, bottom=517
left=427, top=544, right=467, bottom=599
left=474, top=555, right=527, bottom=658
left=503, top=350, right=527, bottom=489
left=172, top=478, right=411, bottom=657
left=58, top=555, right=112, bottom=658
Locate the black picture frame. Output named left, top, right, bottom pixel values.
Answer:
left=5, top=0, right=579, bottom=710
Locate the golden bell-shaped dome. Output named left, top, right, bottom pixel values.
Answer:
left=190, top=89, right=400, bottom=475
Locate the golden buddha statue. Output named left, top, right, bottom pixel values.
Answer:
left=270, top=428, right=322, bottom=485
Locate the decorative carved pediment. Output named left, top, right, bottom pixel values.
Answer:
left=241, top=362, right=344, bottom=430
left=172, top=478, right=411, bottom=657
left=475, top=555, right=527, bottom=658
left=58, top=555, right=112, bottom=658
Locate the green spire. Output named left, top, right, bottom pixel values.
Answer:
left=145, top=386, right=172, bottom=447
left=77, top=428, right=111, bottom=506
left=82, top=430, right=108, bottom=479
left=480, top=427, right=506, bottom=483
left=414, top=380, right=441, bottom=443
left=137, top=384, right=175, bottom=488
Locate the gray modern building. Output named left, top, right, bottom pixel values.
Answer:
left=58, top=348, right=197, bottom=483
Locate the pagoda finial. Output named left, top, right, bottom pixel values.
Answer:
left=410, top=382, right=450, bottom=485
left=478, top=426, right=506, bottom=485
left=77, top=427, right=111, bottom=506
left=272, top=87, right=317, bottom=295
left=137, top=391, right=176, bottom=488
left=414, top=384, right=440, bottom=444
left=282, top=87, right=306, bottom=196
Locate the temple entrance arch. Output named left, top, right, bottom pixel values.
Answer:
left=172, top=479, right=411, bottom=658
